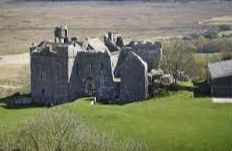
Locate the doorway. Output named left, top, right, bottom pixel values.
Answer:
left=85, top=77, right=95, bottom=96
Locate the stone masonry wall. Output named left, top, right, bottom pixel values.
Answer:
left=68, top=50, right=117, bottom=103
left=30, top=44, right=71, bottom=105
left=128, top=41, right=162, bottom=71
left=120, top=51, right=148, bottom=103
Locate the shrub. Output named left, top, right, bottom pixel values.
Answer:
left=189, top=33, right=200, bottom=40
left=156, top=88, right=171, bottom=97
left=221, top=51, right=232, bottom=61
left=219, top=24, right=231, bottom=31
left=203, top=30, right=218, bottom=39
left=196, top=38, right=232, bottom=53
left=0, top=125, right=19, bottom=151
left=0, top=108, right=150, bottom=151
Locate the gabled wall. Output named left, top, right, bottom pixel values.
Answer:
left=68, top=50, right=117, bottom=103
left=120, top=51, right=148, bottom=103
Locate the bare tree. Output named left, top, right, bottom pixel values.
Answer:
left=161, top=39, right=195, bottom=84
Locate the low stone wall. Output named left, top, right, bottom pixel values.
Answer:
left=4, top=95, right=32, bottom=106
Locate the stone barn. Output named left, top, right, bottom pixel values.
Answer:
left=207, top=59, right=232, bottom=97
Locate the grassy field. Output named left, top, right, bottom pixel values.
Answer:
left=0, top=64, right=30, bottom=98
left=1, top=91, right=232, bottom=151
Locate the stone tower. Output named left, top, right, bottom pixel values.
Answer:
left=54, top=25, right=68, bottom=43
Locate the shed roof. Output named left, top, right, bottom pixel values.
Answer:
left=208, top=59, right=232, bottom=79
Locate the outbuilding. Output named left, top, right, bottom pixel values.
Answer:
left=207, top=59, right=232, bottom=97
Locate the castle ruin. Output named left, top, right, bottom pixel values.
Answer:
left=30, top=26, right=162, bottom=105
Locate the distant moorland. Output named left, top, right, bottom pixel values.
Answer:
left=22, top=0, right=232, bottom=2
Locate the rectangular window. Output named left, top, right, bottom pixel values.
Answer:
left=40, top=71, right=46, bottom=81
left=42, top=89, right=45, bottom=94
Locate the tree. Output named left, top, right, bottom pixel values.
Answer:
left=161, top=39, right=195, bottom=84
left=194, top=36, right=207, bottom=48
left=190, top=57, right=207, bottom=81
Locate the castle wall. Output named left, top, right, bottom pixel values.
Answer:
left=30, top=28, right=160, bottom=105
left=114, top=47, right=132, bottom=78
left=30, top=44, right=72, bottom=105
left=129, top=41, right=162, bottom=71
left=30, top=48, right=58, bottom=104
left=67, top=45, right=81, bottom=100
left=53, top=45, right=69, bottom=104
left=120, top=51, right=148, bottom=103
left=68, top=50, right=117, bottom=103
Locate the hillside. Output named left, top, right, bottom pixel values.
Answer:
left=4, top=0, right=232, bottom=2
left=1, top=91, right=232, bottom=151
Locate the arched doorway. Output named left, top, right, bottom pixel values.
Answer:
left=85, top=77, right=95, bottom=96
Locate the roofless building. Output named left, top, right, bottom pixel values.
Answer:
left=30, top=26, right=162, bottom=105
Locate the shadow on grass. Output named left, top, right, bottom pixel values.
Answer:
left=0, top=81, right=207, bottom=109
left=192, top=80, right=211, bottom=98
left=169, top=83, right=194, bottom=92
left=89, top=83, right=196, bottom=106
left=171, top=81, right=211, bottom=98
left=0, top=93, right=43, bottom=109
left=0, top=104, right=43, bottom=110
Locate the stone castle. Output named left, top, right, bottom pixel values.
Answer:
left=30, top=26, right=162, bottom=105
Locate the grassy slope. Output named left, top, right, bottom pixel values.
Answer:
left=1, top=91, right=232, bottom=151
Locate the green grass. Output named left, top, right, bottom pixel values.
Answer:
left=1, top=91, right=232, bottom=151
left=218, top=30, right=232, bottom=38
left=195, top=53, right=222, bottom=63
left=178, top=81, right=193, bottom=87
left=0, top=105, right=41, bottom=125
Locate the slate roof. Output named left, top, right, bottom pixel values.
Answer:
left=208, top=59, right=232, bottom=79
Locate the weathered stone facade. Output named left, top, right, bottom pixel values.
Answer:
left=30, top=26, right=162, bottom=105
left=128, top=41, right=162, bottom=71
left=120, top=51, right=148, bottom=103
left=30, top=41, right=81, bottom=104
